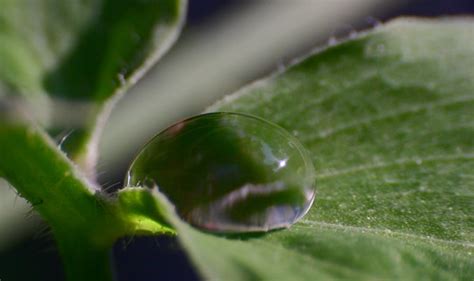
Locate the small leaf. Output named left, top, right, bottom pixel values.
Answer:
left=0, top=1, right=188, bottom=277
left=0, top=0, right=185, bottom=101
left=0, top=0, right=186, bottom=171
left=116, top=187, right=175, bottom=236
left=151, top=18, right=473, bottom=280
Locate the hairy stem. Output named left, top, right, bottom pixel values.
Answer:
left=0, top=121, right=118, bottom=280
left=0, top=120, right=176, bottom=280
left=57, top=236, right=114, bottom=281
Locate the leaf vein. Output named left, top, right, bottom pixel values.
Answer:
left=298, top=220, right=474, bottom=248
left=312, top=94, right=474, bottom=140
left=317, top=153, right=474, bottom=179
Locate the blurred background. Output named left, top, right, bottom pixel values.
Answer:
left=1, top=0, right=474, bottom=280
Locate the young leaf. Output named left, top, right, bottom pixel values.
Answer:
left=0, top=1, right=187, bottom=278
left=0, top=0, right=185, bottom=101
left=0, top=0, right=186, bottom=176
left=147, top=18, right=473, bottom=280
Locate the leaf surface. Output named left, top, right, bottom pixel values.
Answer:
left=0, top=0, right=186, bottom=168
left=0, top=0, right=184, bottom=101
left=156, top=18, right=474, bottom=280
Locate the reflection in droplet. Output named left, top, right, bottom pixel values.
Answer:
left=125, top=112, right=316, bottom=233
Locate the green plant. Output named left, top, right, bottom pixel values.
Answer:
left=0, top=1, right=473, bottom=280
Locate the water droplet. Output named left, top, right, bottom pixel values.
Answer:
left=125, top=112, right=316, bottom=233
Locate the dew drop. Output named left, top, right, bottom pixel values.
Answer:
left=125, top=112, right=316, bottom=233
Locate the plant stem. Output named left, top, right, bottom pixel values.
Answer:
left=0, top=121, right=118, bottom=279
left=0, top=121, right=173, bottom=280
left=57, top=236, right=114, bottom=281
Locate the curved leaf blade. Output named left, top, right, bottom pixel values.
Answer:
left=0, top=0, right=187, bottom=176
left=0, top=0, right=185, bottom=101
left=159, top=18, right=473, bottom=280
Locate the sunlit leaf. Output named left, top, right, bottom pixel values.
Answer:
left=153, top=18, right=474, bottom=280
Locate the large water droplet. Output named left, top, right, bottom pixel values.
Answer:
left=125, top=112, right=316, bottom=233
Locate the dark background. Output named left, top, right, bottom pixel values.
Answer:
left=1, top=0, right=473, bottom=280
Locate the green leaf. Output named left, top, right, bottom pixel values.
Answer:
left=149, top=18, right=474, bottom=280
left=116, top=187, right=175, bottom=236
left=0, top=1, right=188, bottom=278
left=0, top=0, right=184, bottom=101
left=0, top=0, right=186, bottom=174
